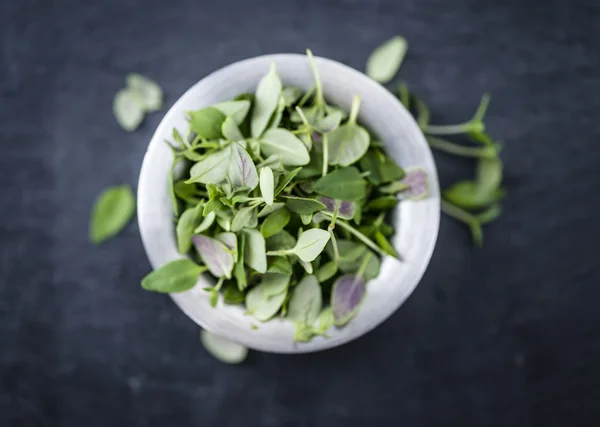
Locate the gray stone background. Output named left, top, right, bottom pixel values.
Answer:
left=1, top=0, right=600, bottom=426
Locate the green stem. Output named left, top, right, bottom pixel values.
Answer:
left=328, top=200, right=341, bottom=230
left=295, top=106, right=312, bottom=129
left=356, top=251, right=373, bottom=279
left=298, top=86, right=315, bottom=107
left=322, top=134, right=329, bottom=177
left=441, top=200, right=483, bottom=247
left=214, top=277, right=225, bottom=291
left=427, top=136, right=497, bottom=159
left=266, top=249, right=293, bottom=257
left=348, top=95, right=361, bottom=125
left=334, top=219, right=388, bottom=258
left=425, top=122, right=473, bottom=135
left=306, top=49, right=324, bottom=106
left=329, top=229, right=340, bottom=263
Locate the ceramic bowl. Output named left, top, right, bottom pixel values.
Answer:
left=137, top=54, right=440, bottom=353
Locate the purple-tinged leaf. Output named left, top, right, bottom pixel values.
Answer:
left=228, top=142, right=258, bottom=191
left=331, top=274, right=366, bottom=325
left=192, top=235, right=235, bottom=279
left=317, top=196, right=356, bottom=220
left=215, top=232, right=238, bottom=262
left=399, top=168, right=428, bottom=200
left=311, top=131, right=321, bottom=143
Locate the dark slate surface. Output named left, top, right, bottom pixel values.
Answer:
left=2, top=0, right=600, bottom=425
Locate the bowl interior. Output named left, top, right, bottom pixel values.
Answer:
left=137, top=54, right=440, bottom=353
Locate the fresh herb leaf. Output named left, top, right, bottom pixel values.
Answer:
left=245, top=273, right=290, bottom=321
left=90, top=185, right=135, bottom=244
left=200, top=330, right=248, bottom=364
left=228, top=142, right=259, bottom=191
left=213, top=100, right=251, bottom=125
left=251, top=63, right=282, bottom=137
left=287, top=275, right=322, bottom=325
left=366, top=36, right=408, bottom=84
left=176, top=203, right=204, bottom=253
left=192, top=235, right=235, bottom=279
left=260, top=128, right=310, bottom=166
left=327, top=96, right=370, bottom=166
left=188, top=107, right=226, bottom=139
left=261, top=208, right=291, bottom=238
left=283, top=196, right=327, bottom=215
left=313, top=167, right=366, bottom=201
left=290, top=229, right=330, bottom=263
left=259, top=166, right=275, bottom=205
left=113, top=89, right=145, bottom=131
left=126, top=73, right=163, bottom=112
left=141, top=259, right=206, bottom=293
left=243, top=228, right=267, bottom=273
left=221, top=116, right=244, bottom=140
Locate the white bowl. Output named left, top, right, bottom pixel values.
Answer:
left=138, top=54, right=440, bottom=353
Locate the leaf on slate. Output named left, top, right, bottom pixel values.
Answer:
left=261, top=208, right=291, bottom=238
left=113, top=89, right=145, bottom=131
left=259, top=166, right=274, bottom=205
left=287, top=275, right=322, bottom=325
left=245, top=273, right=290, bottom=321
left=313, top=167, right=366, bottom=201
left=251, top=63, right=282, bottom=138
left=213, top=100, right=251, bottom=125
left=126, top=73, right=163, bottom=112
left=476, top=157, right=503, bottom=197
left=366, top=36, right=408, bottom=84
left=292, top=229, right=330, bottom=263
left=260, top=128, right=310, bottom=166
left=188, top=107, right=226, bottom=139
left=200, top=330, right=248, bottom=364
left=192, top=235, right=235, bottom=279
left=283, top=196, right=327, bottom=215
left=141, top=259, right=206, bottom=293
left=243, top=228, right=267, bottom=273
left=331, top=274, right=366, bottom=325
left=90, top=185, right=135, bottom=244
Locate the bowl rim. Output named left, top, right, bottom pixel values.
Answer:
left=138, top=53, right=440, bottom=353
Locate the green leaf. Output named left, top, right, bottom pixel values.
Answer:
left=313, top=167, right=366, bottom=201
left=366, top=36, right=408, bottom=84
left=291, top=229, right=330, bottom=263
left=315, top=260, right=338, bottom=282
left=223, top=283, right=246, bottom=304
left=231, top=206, right=256, bottom=232
left=338, top=249, right=380, bottom=280
left=267, top=256, right=293, bottom=275
left=215, top=232, right=238, bottom=261
left=200, top=330, right=248, bottom=364
left=192, top=235, right=235, bottom=279
left=359, top=149, right=405, bottom=185
left=188, top=107, right=226, bottom=139
left=187, top=147, right=230, bottom=184
left=282, top=87, right=303, bottom=107
left=251, top=63, right=282, bottom=137
left=327, top=124, right=370, bottom=166
left=258, top=202, right=285, bottom=218
left=314, top=111, right=343, bottom=133
left=443, top=181, right=503, bottom=210
left=243, top=228, right=267, bottom=273
left=374, top=231, right=398, bottom=258
left=213, top=100, right=251, bottom=125
left=283, top=196, right=327, bottom=215
left=260, top=128, right=310, bottom=166
left=176, top=203, right=204, bottom=254
left=113, top=88, right=145, bottom=131
left=261, top=208, right=291, bottom=238
left=194, top=211, right=216, bottom=233
left=287, top=275, right=322, bottom=325
left=268, top=96, right=286, bottom=129
left=476, top=157, right=503, bottom=198
left=415, top=97, right=430, bottom=130
left=90, top=185, right=135, bottom=244
left=126, top=73, right=163, bottom=112
left=245, top=273, right=290, bottom=321
left=274, top=167, right=302, bottom=196
left=228, top=142, right=259, bottom=191
left=317, top=307, right=335, bottom=334
left=141, top=259, right=206, bottom=293
left=259, top=167, right=275, bottom=205
left=234, top=233, right=247, bottom=290
left=397, top=81, right=410, bottom=108
left=477, top=203, right=502, bottom=224
left=378, top=181, right=410, bottom=194
left=300, top=213, right=313, bottom=225
left=365, top=195, right=397, bottom=211
left=266, top=230, right=297, bottom=251
left=167, top=153, right=180, bottom=217
left=221, top=116, right=244, bottom=140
